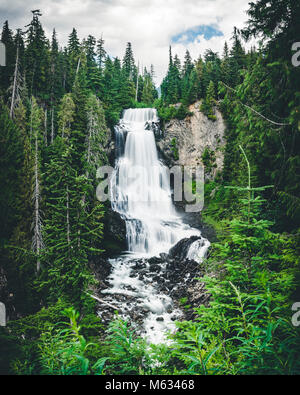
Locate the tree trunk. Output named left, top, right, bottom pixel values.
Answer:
left=10, top=45, right=19, bottom=119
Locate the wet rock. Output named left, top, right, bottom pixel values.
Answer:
left=168, top=236, right=201, bottom=261
left=148, top=256, right=163, bottom=265
left=159, top=253, right=169, bottom=261
left=149, top=263, right=161, bottom=273
left=145, top=120, right=161, bottom=139
left=156, top=317, right=164, bottom=322
left=153, top=275, right=163, bottom=283
left=102, top=207, right=127, bottom=254
left=89, top=256, right=112, bottom=283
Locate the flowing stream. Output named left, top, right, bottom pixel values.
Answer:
left=101, top=108, right=210, bottom=344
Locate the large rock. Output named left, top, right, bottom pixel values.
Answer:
left=168, top=236, right=201, bottom=261
left=102, top=206, right=127, bottom=255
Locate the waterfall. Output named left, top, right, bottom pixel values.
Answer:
left=111, top=108, right=202, bottom=256
left=101, top=108, right=210, bottom=344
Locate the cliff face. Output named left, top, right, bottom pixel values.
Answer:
left=157, top=101, right=226, bottom=179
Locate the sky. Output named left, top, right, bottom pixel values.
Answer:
left=0, top=0, right=255, bottom=85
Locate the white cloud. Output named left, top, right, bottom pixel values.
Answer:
left=0, top=0, right=255, bottom=85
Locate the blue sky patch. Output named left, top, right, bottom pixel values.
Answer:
left=171, top=25, right=223, bottom=44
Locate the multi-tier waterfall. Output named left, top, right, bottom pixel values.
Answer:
left=101, top=108, right=210, bottom=344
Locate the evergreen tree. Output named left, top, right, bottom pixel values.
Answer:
left=49, top=29, right=64, bottom=105
left=25, top=10, right=50, bottom=100
left=0, top=21, right=15, bottom=94
left=161, top=47, right=181, bottom=104
left=122, top=42, right=135, bottom=80
left=228, top=27, right=246, bottom=86
left=182, top=50, right=193, bottom=77
left=66, top=28, right=81, bottom=90
left=141, top=69, right=156, bottom=105
left=220, top=41, right=231, bottom=86
left=83, top=35, right=101, bottom=92
left=96, top=35, right=106, bottom=69
left=84, top=94, right=108, bottom=177
left=201, top=80, right=216, bottom=121
left=58, top=93, right=75, bottom=139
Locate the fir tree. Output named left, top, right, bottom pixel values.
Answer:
left=122, top=42, right=135, bottom=80
left=201, top=80, right=216, bottom=121
left=25, top=10, right=50, bottom=100
left=0, top=21, right=15, bottom=94
left=67, top=28, right=81, bottom=90
left=96, top=35, right=106, bottom=69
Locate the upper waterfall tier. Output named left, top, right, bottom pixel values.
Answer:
left=122, top=108, right=159, bottom=123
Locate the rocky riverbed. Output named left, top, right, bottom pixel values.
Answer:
left=93, top=234, right=211, bottom=343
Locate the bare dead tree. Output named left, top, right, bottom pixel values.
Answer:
left=9, top=38, right=23, bottom=118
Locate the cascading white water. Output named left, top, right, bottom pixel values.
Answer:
left=102, top=108, right=210, bottom=344
left=111, top=108, right=202, bottom=256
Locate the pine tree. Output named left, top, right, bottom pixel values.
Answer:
left=96, top=35, right=106, bottom=69
left=141, top=70, right=156, bottom=105
left=84, top=35, right=101, bottom=92
left=182, top=50, right=193, bottom=77
left=161, top=48, right=181, bottom=104
left=220, top=41, right=231, bottom=87
left=229, top=27, right=246, bottom=86
left=194, top=56, right=204, bottom=99
left=9, top=30, right=23, bottom=118
left=0, top=21, right=15, bottom=94
left=67, top=28, right=81, bottom=90
left=49, top=29, right=64, bottom=105
left=84, top=94, right=108, bottom=178
left=122, top=42, right=135, bottom=80
left=25, top=10, right=50, bottom=100
left=201, top=80, right=216, bottom=121
left=58, top=93, right=75, bottom=139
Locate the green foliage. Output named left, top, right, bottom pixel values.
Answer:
left=201, top=80, right=216, bottom=121
left=2, top=302, right=104, bottom=375
left=102, top=317, right=152, bottom=374
left=181, top=147, right=300, bottom=375
left=36, top=307, right=105, bottom=375
left=154, top=99, right=192, bottom=123
left=170, top=138, right=179, bottom=160
left=201, top=147, right=217, bottom=176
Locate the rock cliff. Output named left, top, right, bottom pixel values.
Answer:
left=157, top=101, right=226, bottom=179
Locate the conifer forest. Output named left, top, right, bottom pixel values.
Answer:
left=0, top=0, right=300, bottom=377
